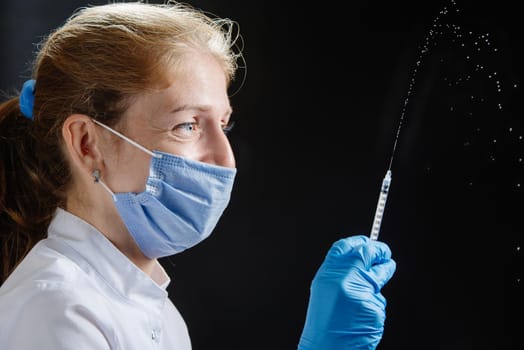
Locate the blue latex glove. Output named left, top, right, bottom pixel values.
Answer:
left=298, top=235, right=396, bottom=350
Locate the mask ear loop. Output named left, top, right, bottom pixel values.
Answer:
left=93, top=169, right=117, bottom=202
left=91, top=119, right=162, bottom=159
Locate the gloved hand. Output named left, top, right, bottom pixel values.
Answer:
left=298, top=235, right=396, bottom=350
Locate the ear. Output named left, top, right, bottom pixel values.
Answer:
left=62, top=114, right=103, bottom=177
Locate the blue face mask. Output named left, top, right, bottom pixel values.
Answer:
left=92, top=120, right=236, bottom=259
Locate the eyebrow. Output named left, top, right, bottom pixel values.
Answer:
left=171, top=104, right=233, bottom=116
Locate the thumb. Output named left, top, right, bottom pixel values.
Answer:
left=326, top=235, right=369, bottom=257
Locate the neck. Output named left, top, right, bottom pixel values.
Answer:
left=65, top=191, right=158, bottom=277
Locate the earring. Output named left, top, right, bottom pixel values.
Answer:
left=91, top=169, right=117, bottom=201
left=92, top=169, right=101, bottom=183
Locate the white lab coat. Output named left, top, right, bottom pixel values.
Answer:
left=0, top=208, right=192, bottom=350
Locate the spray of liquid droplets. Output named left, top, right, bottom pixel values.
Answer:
left=364, top=1, right=522, bottom=346
left=371, top=0, right=521, bottom=252
left=369, top=2, right=458, bottom=240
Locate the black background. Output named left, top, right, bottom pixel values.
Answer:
left=1, top=1, right=523, bottom=349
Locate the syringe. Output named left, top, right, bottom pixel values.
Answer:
left=370, top=170, right=392, bottom=241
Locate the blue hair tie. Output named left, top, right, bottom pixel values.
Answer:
left=19, top=79, right=36, bottom=120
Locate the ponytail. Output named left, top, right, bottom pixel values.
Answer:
left=1, top=2, right=242, bottom=284
left=0, top=97, right=58, bottom=284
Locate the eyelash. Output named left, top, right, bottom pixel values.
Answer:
left=177, top=122, right=199, bottom=132
left=173, top=120, right=235, bottom=136
left=222, top=120, right=235, bottom=135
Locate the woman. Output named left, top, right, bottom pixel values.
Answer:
left=0, top=2, right=396, bottom=349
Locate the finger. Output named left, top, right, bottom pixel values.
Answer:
left=367, top=259, right=397, bottom=292
left=326, top=235, right=368, bottom=257
left=360, top=240, right=392, bottom=269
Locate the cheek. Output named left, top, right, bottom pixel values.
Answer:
left=105, top=146, right=151, bottom=193
left=155, top=138, right=200, bottom=160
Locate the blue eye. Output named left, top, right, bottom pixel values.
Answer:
left=179, top=123, right=198, bottom=132
left=222, top=120, right=235, bottom=135
left=173, top=122, right=201, bottom=139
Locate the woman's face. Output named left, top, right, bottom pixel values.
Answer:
left=100, top=52, right=235, bottom=193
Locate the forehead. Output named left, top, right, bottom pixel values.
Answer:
left=125, top=52, right=231, bottom=120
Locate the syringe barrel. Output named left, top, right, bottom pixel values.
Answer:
left=370, top=170, right=392, bottom=240
left=381, top=170, right=392, bottom=193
